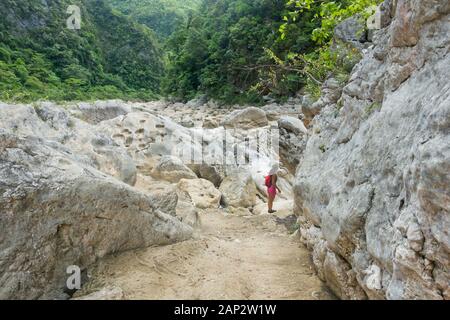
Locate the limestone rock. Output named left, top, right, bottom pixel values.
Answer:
left=0, top=103, right=137, bottom=186
left=0, top=130, right=193, bottom=300
left=219, top=170, right=258, bottom=208
left=151, top=156, right=197, bottom=183
left=278, top=116, right=308, bottom=172
left=203, top=117, right=220, bottom=129
left=302, top=79, right=343, bottom=122
left=191, top=164, right=224, bottom=187
left=176, top=189, right=201, bottom=229
left=72, top=100, right=131, bottom=124
left=334, top=15, right=368, bottom=48
left=73, top=287, right=124, bottom=300
left=134, top=175, right=178, bottom=216
left=97, top=111, right=203, bottom=177
left=293, top=0, right=450, bottom=300
left=260, top=103, right=298, bottom=121
left=177, top=179, right=222, bottom=210
left=221, top=107, right=268, bottom=129
left=323, top=250, right=368, bottom=300
left=278, top=116, right=308, bottom=135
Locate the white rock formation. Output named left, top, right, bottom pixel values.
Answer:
left=221, top=107, right=269, bottom=129
left=219, top=169, right=258, bottom=208
left=177, top=179, right=222, bottom=210
left=294, top=0, right=450, bottom=300
left=151, top=155, right=197, bottom=183
left=0, top=104, right=193, bottom=299
left=73, top=287, right=124, bottom=300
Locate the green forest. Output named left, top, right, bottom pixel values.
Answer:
left=0, top=0, right=381, bottom=104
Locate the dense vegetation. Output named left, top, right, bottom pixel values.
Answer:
left=162, top=0, right=320, bottom=104
left=0, top=0, right=163, bottom=102
left=0, top=0, right=381, bottom=104
left=162, top=0, right=382, bottom=104
left=106, top=0, right=202, bottom=40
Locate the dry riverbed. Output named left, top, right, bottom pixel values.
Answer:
left=75, top=203, right=335, bottom=300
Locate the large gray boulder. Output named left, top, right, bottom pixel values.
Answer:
left=334, top=15, right=368, bottom=50
left=177, top=179, right=222, bottom=210
left=0, top=130, right=192, bottom=300
left=219, top=169, right=258, bottom=209
left=294, top=0, right=450, bottom=300
left=151, top=156, right=197, bottom=183
left=278, top=116, right=309, bottom=172
left=71, top=100, right=131, bottom=124
left=221, top=107, right=268, bottom=129
left=190, top=163, right=224, bottom=188
left=0, top=103, right=137, bottom=186
left=278, top=116, right=308, bottom=135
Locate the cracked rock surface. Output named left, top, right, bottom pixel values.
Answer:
left=294, top=0, right=449, bottom=300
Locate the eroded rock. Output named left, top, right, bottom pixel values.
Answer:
left=151, top=156, right=197, bottom=183
left=0, top=130, right=193, bottom=300
left=177, top=179, right=222, bottom=210
left=293, top=0, right=450, bottom=300
left=221, top=107, right=268, bottom=129
left=219, top=169, right=258, bottom=209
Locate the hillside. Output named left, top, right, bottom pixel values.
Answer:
left=162, top=0, right=321, bottom=104
left=106, top=0, right=202, bottom=39
left=0, top=0, right=163, bottom=102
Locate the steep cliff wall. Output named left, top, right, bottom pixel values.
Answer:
left=294, top=0, right=449, bottom=299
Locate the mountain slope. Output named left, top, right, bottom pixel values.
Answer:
left=161, top=0, right=320, bottom=104
left=106, top=0, right=202, bottom=39
left=0, top=0, right=163, bottom=102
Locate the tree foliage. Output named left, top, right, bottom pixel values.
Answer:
left=0, top=0, right=382, bottom=104
left=280, top=0, right=382, bottom=44
left=277, top=0, right=381, bottom=99
left=0, top=0, right=163, bottom=102
left=106, top=0, right=202, bottom=40
left=162, top=0, right=320, bottom=104
left=162, top=0, right=381, bottom=104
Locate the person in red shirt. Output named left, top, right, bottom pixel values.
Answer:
left=265, top=164, right=281, bottom=213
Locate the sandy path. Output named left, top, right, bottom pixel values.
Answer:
left=76, top=204, right=335, bottom=300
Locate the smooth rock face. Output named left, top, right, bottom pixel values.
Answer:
left=294, top=0, right=450, bottom=300
left=221, top=107, right=269, bottom=129
left=278, top=116, right=308, bottom=136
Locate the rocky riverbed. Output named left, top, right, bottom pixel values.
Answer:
left=0, top=98, right=309, bottom=299
left=0, top=0, right=448, bottom=301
